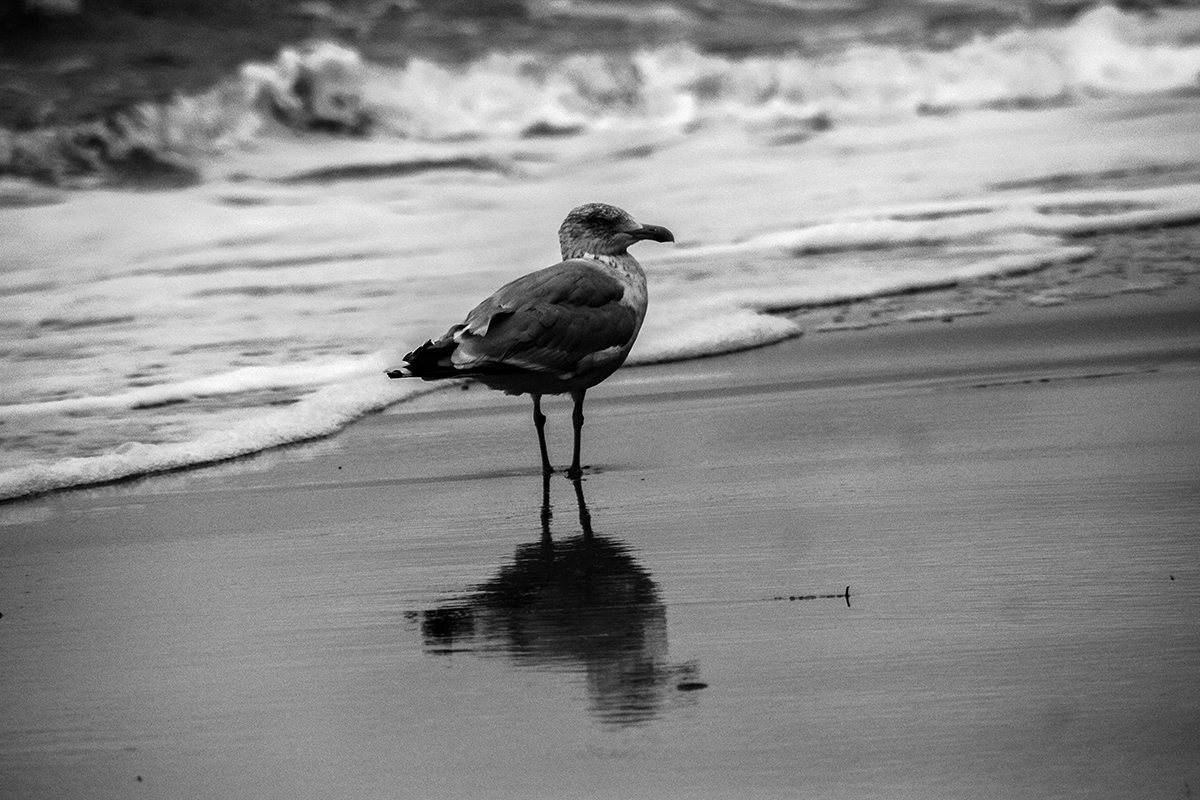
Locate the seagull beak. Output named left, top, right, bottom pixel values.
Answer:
left=630, top=224, right=674, bottom=244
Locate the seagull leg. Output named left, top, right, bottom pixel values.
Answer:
left=532, top=393, right=553, bottom=475
left=567, top=389, right=586, bottom=479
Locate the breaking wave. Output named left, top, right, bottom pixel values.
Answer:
left=354, top=5, right=1200, bottom=140
left=5, top=4, right=1200, bottom=180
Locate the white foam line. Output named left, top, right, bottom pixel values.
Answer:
left=806, top=185, right=1200, bottom=227
left=0, top=355, right=390, bottom=418
left=742, top=245, right=1095, bottom=312
left=651, top=184, right=1200, bottom=263
left=631, top=308, right=802, bottom=365
left=0, top=376, right=440, bottom=502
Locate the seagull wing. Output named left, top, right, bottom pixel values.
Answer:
left=451, top=259, right=639, bottom=377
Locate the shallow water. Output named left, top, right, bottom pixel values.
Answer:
left=3, top=4, right=1200, bottom=500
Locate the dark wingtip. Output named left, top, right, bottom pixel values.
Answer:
left=402, top=342, right=431, bottom=362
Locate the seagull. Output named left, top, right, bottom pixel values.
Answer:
left=387, top=203, right=675, bottom=478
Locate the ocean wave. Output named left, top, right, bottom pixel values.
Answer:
left=0, top=368, right=440, bottom=501
left=355, top=5, right=1200, bottom=139
left=5, top=4, right=1200, bottom=184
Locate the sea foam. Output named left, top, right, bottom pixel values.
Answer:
left=0, top=357, right=382, bottom=418
left=354, top=5, right=1200, bottom=140
left=5, top=166, right=1200, bottom=500
left=6, top=4, right=1198, bottom=179
left=0, top=365, right=438, bottom=501
left=4, top=5, right=1200, bottom=500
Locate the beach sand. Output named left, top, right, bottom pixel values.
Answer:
left=2, top=285, right=1199, bottom=799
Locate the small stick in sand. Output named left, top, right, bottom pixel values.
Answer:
left=774, top=586, right=851, bottom=607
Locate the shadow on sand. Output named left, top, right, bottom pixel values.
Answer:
left=414, top=475, right=703, bottom=727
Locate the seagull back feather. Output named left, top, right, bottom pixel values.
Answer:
left=454, top=260, right=637, bottom=377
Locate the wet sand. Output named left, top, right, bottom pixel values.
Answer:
left=2, top=287, right=1199, bottom=799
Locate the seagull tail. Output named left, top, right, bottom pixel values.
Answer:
left=386, top=338, right=463, bottom=381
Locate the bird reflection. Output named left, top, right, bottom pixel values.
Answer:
left=416, top=476, right=701, bottom=727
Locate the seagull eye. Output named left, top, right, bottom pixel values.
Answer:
left=590, top=212, right=623, bottom=229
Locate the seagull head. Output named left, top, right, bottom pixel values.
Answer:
left=558, top=203, right=675, bottom=260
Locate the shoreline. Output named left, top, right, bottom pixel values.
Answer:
left=2, top=273, right=1196, bottom=506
